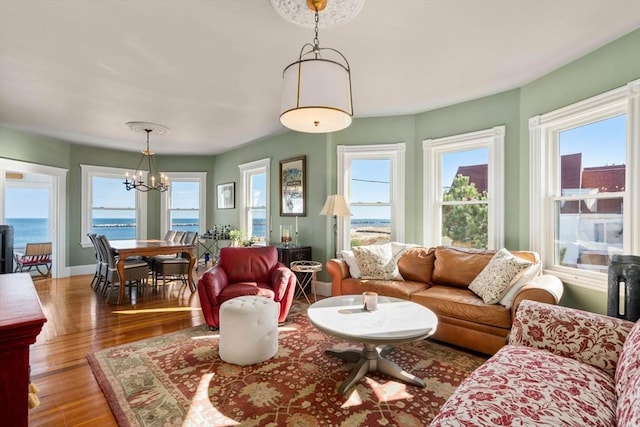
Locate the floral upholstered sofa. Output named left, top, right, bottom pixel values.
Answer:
left=430, top=300, right=640, bottom=426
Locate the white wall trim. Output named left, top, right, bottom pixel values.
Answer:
left=238, top=158, right=271, bottom=239
left=0, top=158, right=68, bottom=278
left=160, top=172, right=207, bottom=236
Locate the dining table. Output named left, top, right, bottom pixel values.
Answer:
left=109, top=239, right=197, bottom=304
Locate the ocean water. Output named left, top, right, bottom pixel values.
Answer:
left=5, top=218, right=49, bottom=248
left=4, top=217, right=390, bottom=249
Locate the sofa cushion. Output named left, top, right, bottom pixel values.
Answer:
left=432, top=246, right=495, bottom=288
left=510, top=300, right=633, bottom=377
left=617, top=367, right=640, bottom=427
left=615, top=320, right=640, bottom=397
left=498, top=252, right=541, bottom=308
left=340, top=250, right=362, bottom=278
left=469, top=248, right=533, bottom=304
left=352, top=243, right=402, bottom=280
left=397, top=247, right=435, bottom=283
left=340, top=278, right=428, bottom=300
left=411, top=285, right=511, bottom=329
left=430, top=346, right=617, bottom=427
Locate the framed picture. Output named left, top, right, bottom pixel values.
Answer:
left=217, top=182, right=235, bottom=209
left=280, top=156, right=306, bottom=216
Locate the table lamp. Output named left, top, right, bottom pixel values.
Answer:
left=319, top=194, right=352, bottom=257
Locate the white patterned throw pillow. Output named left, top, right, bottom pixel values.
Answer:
left=469, top=248, right=533, bottom=304
left=352, top=243, right=403, bottom=280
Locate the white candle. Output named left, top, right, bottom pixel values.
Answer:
left=295, top=216, right=298, bottom=233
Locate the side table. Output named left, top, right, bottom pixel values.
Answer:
left=290, top=260, right=322, bottom=304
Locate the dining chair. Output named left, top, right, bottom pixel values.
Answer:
left=152, top=231, right=198, bottom=288
left=86, top=233, right=104, bottom=290
left=96, top=234, right=149, bottom=301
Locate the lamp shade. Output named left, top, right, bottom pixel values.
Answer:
left=319, top=194, right=352, bottom=216
left=280, top=57, right=353, bottom=133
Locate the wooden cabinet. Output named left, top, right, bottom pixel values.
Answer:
left=276, top=245, right=312, bottom=267
left=0, top=273, right=47, bottom=427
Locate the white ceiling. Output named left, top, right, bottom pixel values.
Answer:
left=1, top=0, right=639, bottom=155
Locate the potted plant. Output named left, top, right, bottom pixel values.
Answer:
left=229, top=229, right=243, bottom=247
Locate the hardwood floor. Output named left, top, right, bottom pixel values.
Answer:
left=27, top=271, right=206, bottom=426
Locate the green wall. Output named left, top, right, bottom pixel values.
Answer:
left=1, top=27, right=639, bottom=312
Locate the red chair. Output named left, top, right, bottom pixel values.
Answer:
left=197, top=246, right=296, bottom=329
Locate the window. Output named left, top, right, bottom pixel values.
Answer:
left=423, top=126, right=505, bottom=249
left=160, top=173, right=206, bottom=236
left=4, top=172, right=52, bottom=249
left=239, top=158, right=270, bottom=243
left=80, top=165, right=147, bottom=247
left=530, top=79, right=640, bottom=290
left=337, top=143, right=405, bottom=251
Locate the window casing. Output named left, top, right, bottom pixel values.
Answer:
left=160, top=172, right=206, bottom=236
left=423, top=126, right=505, bottom=249
left=239, top=158, right=270, bottom=243
left=529, top=79, right=640, bottom=291
left=80, top=164, right=147, bottom=247
left=337, top=143, right=405, bottom=252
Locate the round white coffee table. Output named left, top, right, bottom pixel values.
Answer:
left=307, top=295, right=438, bottom=394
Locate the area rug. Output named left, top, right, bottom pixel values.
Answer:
left=88, top=311, right=486, bottom=427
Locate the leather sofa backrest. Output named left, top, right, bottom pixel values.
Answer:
left=219, top=246, right=278, bottom=283
left=432, top=246, right=539, bottom=288
left=397, top=247, right=436, bottom=282
left=433, top=246, right=496, bottom=288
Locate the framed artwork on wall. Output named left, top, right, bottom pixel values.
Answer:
left=280, top=156, right=306, bottom=216
left=217, top=182, right=235, bottom=209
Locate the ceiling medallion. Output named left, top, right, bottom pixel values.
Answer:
left=270, top=0, right=365, bottom=28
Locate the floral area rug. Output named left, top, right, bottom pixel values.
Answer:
left=87, top=310, right=486, bottom=427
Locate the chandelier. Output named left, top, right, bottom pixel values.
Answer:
left=277, top=0, right=362, bottom=133
left=123, top=121, right=169, bottom=192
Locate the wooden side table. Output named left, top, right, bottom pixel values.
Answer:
left=276, top=245, right=311, bottom=267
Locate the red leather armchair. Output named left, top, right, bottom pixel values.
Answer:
left=197, top=246, right=296, bottom=329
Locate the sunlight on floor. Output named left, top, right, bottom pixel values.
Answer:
left=112, top=307, right=203, bottom=315
left=183, top=373, right=240, bottom=426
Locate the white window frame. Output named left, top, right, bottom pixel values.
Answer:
left=160, top=172, right=207, bottom=236
left=0, top=158, right=68, bottom=278
left=529, top=79, right=640, bottom=291
left=80, top=164, right=147, bottom=247
left=337, top=143, right=405, bottom=252
left=238, top=158, right=270, bottom=242
left=423, top=126, right=505, bottom=249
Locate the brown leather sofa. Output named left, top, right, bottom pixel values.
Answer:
left=326, top=246, right=564, bottom=355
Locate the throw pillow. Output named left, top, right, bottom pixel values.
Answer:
left=352, top=243, right=403, bottom=280
left=499, top=259, right=541, bottom=308
left=340, top=250, right=362, bottom=278
left=390, top=242, right=418, bottom=263
left=469, top=248, right=533, bottom=304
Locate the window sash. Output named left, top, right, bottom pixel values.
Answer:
left=80, top=164, right=147, bottom=246
left=337, top=143, right=405, bottom=253
left=529, top=78, right=640, bottom=291
left=423, top=126, right=504, bottom=249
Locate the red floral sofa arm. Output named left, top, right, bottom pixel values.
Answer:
left=509, top=300, right=634, bottom=376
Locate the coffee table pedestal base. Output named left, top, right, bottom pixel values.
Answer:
left=326, top=343, right=426, bottom=394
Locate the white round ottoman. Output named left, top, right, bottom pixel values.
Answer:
left=219, top=296, right=279, bottom=365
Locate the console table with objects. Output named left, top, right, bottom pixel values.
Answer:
left=110, top=239, right=197, bottom=303
left=196, top=234, right=231, bottom=269
left=0, top=273, right=47, bottom=427
left=307, top=295, right=438, bottom=394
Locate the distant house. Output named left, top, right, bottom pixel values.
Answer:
left=454, top=155, right=625, bottom=270
left=452, top=164, right=488, bottom=194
